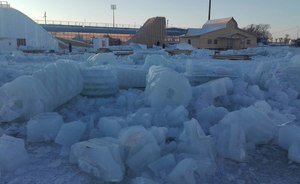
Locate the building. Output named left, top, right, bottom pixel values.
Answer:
left=180, top=17, right=257, bottom=50
left=0, top=2, right=58, bottom=51
left=40, top=21, right=186, bottom=46
left=127, top=17, right=166, bottom=48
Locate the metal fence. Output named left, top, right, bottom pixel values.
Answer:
left=35, top=19, right=142, bottom=28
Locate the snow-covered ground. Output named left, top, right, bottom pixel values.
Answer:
left=1, top=46, right=300, bottom=184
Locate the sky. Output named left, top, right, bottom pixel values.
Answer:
left=8, top=0, right=300, bottom=39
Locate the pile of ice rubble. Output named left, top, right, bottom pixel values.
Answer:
left=1, top=51, right=300, bottom=183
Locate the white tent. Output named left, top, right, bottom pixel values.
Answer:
left=0, top=4, right=58, bottom=51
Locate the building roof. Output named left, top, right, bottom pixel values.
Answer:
left=185, top=17, right=234, bottom=37
left=203, top=17, right=234, bottom=29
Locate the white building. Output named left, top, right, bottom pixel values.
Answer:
left=93, top=37, right=109, bottom=50
left=0, top=2, right=59, bottom=52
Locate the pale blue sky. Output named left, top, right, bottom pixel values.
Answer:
left=8, top=0, right=300, bottom=38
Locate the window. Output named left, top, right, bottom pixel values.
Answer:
left=188, top=39, right=191, bottom=45
left=208, top=39, right=212, bottom=44
left=247, top=40, right=251, bottom=45
left=214, top=39, right=218, bottom=44
left=17, top=39, right=26, bottom=47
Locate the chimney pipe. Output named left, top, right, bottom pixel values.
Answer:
left=208, top=0, right=211, bottom=20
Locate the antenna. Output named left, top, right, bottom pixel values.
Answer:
left=208, top=0, right=212, bottom=20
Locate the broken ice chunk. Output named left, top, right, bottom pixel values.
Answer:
left=167, top=158, right=198, bottom=184
left=145, top=66, right=192, bottom=108
left=0, top=135, right=28, bottom=171
left=70, top=137, right=124, bottom=182
left=288, top=142, right=300, bottom=163
left=55, top=121, right=86, bottom=148
left=130, top=177, right=158, bottom=184
left=97, top=117, right=124, bottom=138
left=27, top=112, right=63, bottom=142
left=148, top=154, right=176, bottom=176
left=278, top=125, right=300, bottom=150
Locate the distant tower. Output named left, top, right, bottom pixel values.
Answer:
left=43, top=12, right=47, bottom=24
left=208, top=0, right=212, bottom=20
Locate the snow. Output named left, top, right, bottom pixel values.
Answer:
left=0, top=135, right=28, bottom=172
left=27, top=112, right=63, bottom=142
left=145, top=66, right=192, bottom=108
left=1, top=47, right=300, bottom=183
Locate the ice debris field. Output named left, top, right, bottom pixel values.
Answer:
left=1, top=45, right=300, bottom=183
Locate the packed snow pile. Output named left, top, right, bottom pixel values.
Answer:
left=81, top=66, right=119, bottom=97
left=0, top=61, right=83, bottom=122
left=145, top=66, right=192, bottom=108
left=0, top=135, right=28, bottom=172
left=86, top=53, right=117, bottom=66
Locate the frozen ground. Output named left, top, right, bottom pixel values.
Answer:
left=1, top=46, right=300, bottom=184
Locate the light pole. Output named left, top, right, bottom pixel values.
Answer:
left=111, top=4, right=117, bottom=27
left=44, top=11, right=47, bottom=24
left=208, top=0, right=212, bottom=20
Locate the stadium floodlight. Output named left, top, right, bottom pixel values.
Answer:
left=111, top=4, right=117, bottom=27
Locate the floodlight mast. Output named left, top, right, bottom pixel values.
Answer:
left=111, top=4, right=117, bottom=27
left=44, top=12, right=47, bottom=24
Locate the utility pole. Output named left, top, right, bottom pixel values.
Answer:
left=43, top=11, right=47, bottom=24
left=297, top=26, right=299, bottom=39
left=208, top=0, right=212, bottom=20
left=111, top=4, right=117, bottom=27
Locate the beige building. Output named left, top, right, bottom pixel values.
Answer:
left=181, top=17, right=257, bottom=50
left=127, top=17, right=166, bottom=48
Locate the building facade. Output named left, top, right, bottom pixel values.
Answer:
left=40, top=21, right=185, bottom=46
left=127, top=17, right=166, bottom=48
left=181, top=17, right=257, bottom=50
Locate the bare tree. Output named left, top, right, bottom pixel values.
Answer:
left=243, top=24, right=272, bottom=42
left=284, top=34, right=290, bottom=44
